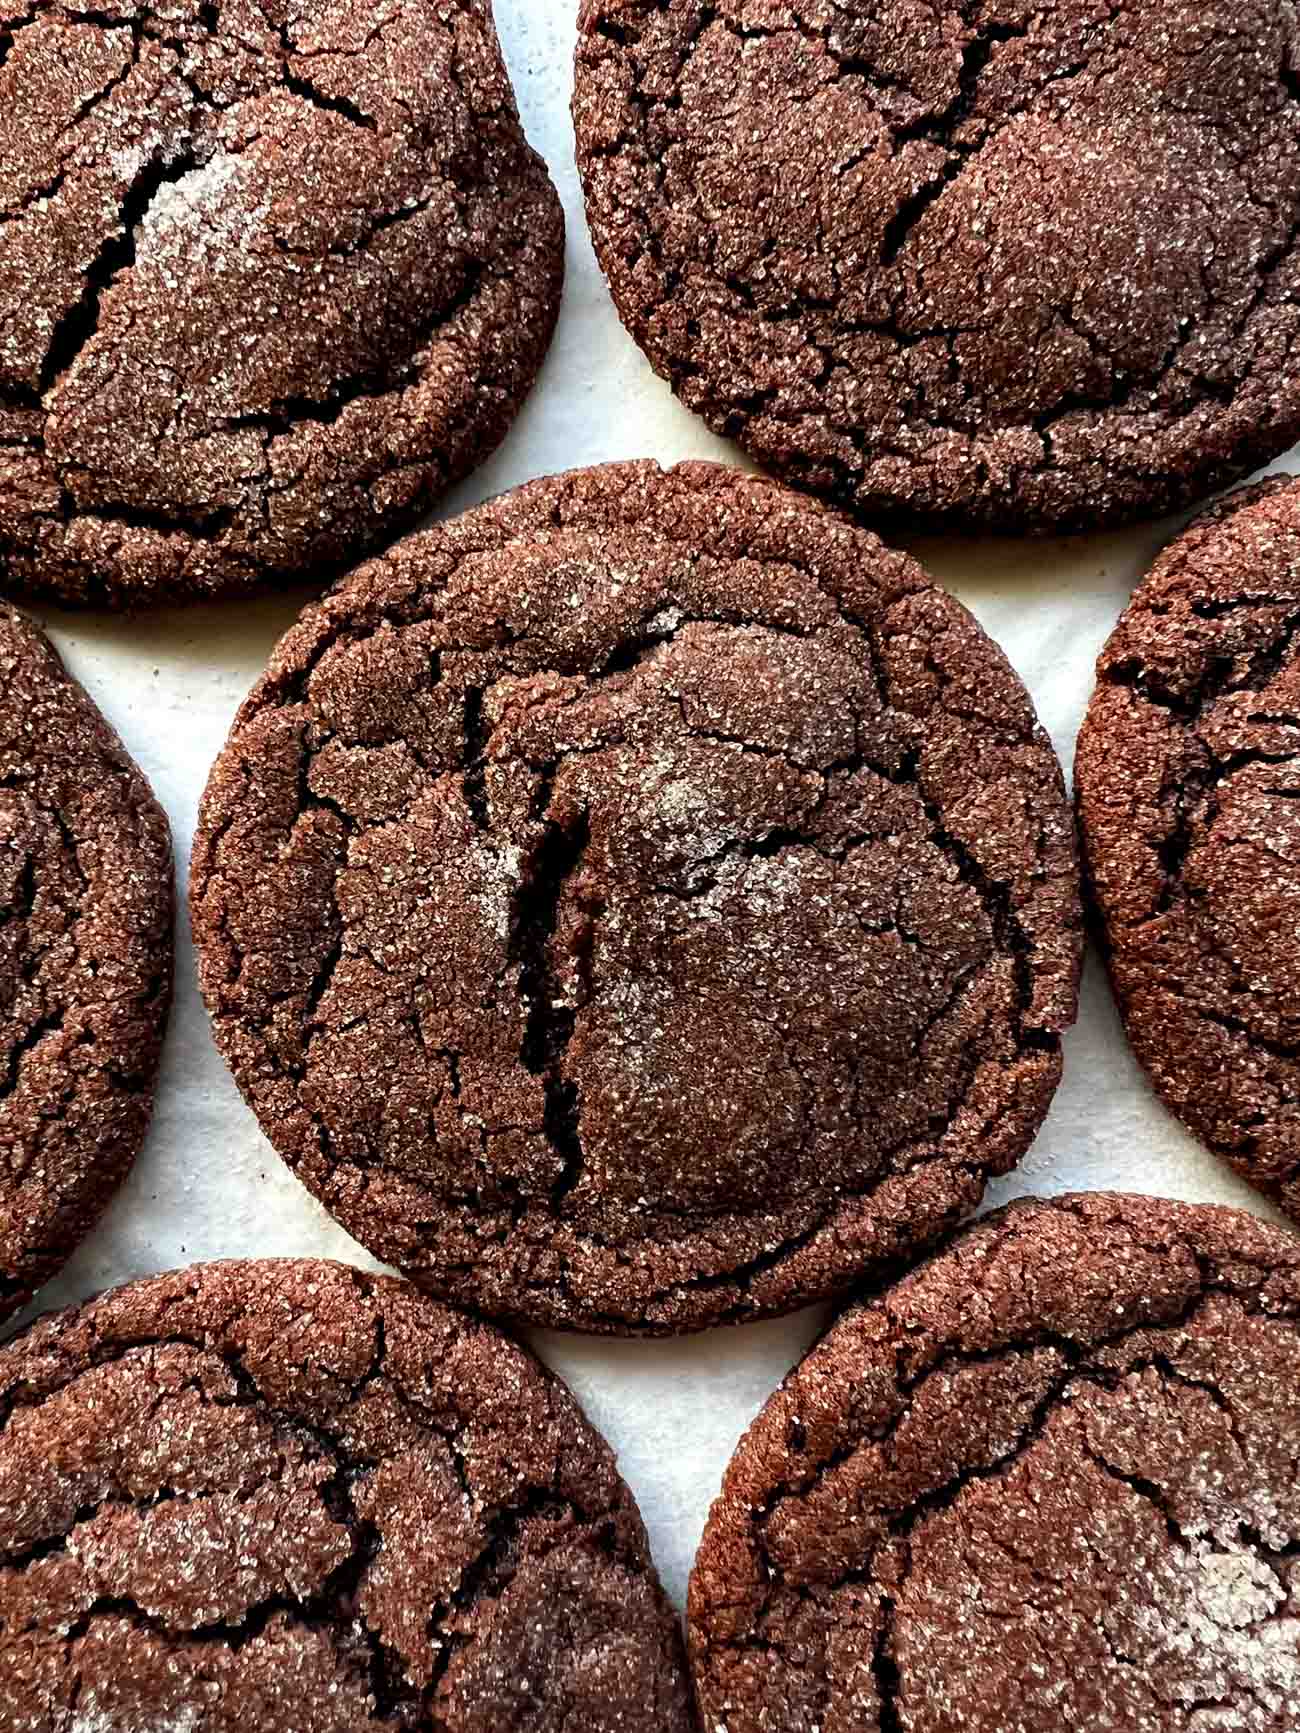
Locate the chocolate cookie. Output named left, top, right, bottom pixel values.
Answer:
left=0, top=0, right=562, bottom=607
left=0, top=607, right=172, bottom=1323
left=0, top=1258, right=694, bottom=1730
left=689, top=1191, right=1300, bottom=1733
left=190, top=460, right=1081, bottom=1334
left=1077, top=476, right=1300, bottom=1224
left=573, top=1, right=1300, bottom=534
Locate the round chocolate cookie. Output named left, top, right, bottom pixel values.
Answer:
left=0, top=0, right=562, bottom=607
left=0, top=607, right=172, bottom=1323
left=573, top=1, right=1300, bottom=534
left=1078, top=476, right=1300, bottom=1225
left=0, top=1258, right=694, bottom=1730
left=190, top=460, right=1081, bottom=1334
left=689, top=1191, right=1300, bottom=1733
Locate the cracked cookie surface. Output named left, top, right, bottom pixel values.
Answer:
left=573, top=0, right=1300, bottom=534
left=0, top=1257, right=695, bottom=1731
left=0, top=607, right=172, bottom=1323
left=0, top=0, right=563, bottom=607
left=1078, top=476, right=1300, bottom=1226
left=688, top=1191, right=1300, bottom=1733
left=190, top=461, right=1081, bottom=1334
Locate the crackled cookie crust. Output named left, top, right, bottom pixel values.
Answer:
left=190, top=462, right=1080, bottom=1333
left=1078, top=475, right=1300, bottom=1226
left=0, top=1258, right=694, bottom=1730
left=0, top=607, right=172, bottom=1323
left=689, top=1192, right=1300, bottom=1733
left=574, top=0, right=1300, bottom=533
left=0, top=0, right=563, bottom=606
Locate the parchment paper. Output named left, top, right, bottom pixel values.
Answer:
left=13, top=3, right=1295, bottom=1615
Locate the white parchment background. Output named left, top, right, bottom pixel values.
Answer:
left=12, top=4, right=1296, bottom=1615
